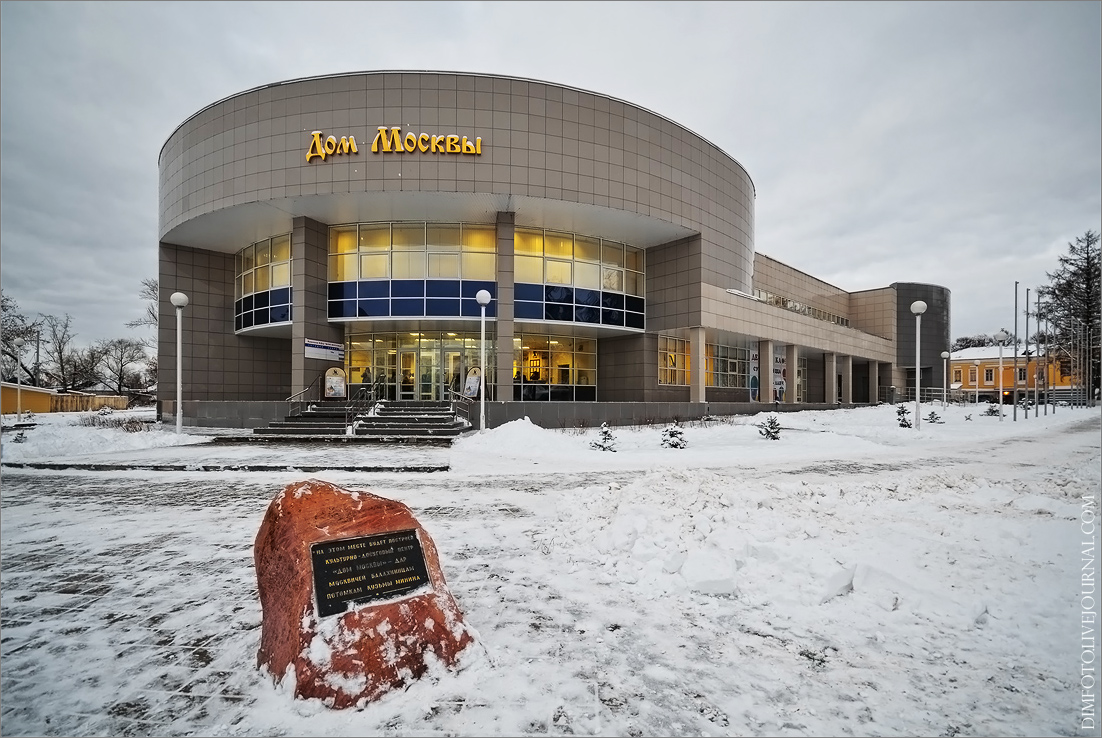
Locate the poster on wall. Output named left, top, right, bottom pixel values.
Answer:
left=324, top=368, right=347, bottom=399
left=750, top=350, right=787, bottom=401
left=305, top=338, right=345, bottom=362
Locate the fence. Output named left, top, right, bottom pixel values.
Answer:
left=49, top=394, right=129, bottom=413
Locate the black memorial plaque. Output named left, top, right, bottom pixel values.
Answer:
left=310, top=529, right=431, bottom=618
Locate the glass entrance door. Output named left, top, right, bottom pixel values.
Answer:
left=443, top=351, right=462, bottom=398
left=399, top=351, right=416, bottom=400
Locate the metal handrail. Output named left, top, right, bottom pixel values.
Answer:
left=448, top=389, right=474, bottom=426
left=345, top=386, right=377, bottom=432
left=286, top=375, right=324, bottom=417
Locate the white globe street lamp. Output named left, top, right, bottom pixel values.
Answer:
left=475, top=289, right=491, bottom=433
left=910, top=300, right=927, bottom=430
left=994, top=329, right=1009, bottom=422
left=170, top=292, right=189, bottom=435
left=941, top=351, right=950, bottom=409
left=13, top=336, right=25, bottom=422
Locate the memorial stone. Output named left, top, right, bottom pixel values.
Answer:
left=254, top=479, right=476, bottom=707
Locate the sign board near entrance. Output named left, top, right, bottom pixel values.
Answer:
left=324, top=368, right=347, bottom=399
left=305, top=338, right=344, bottom=362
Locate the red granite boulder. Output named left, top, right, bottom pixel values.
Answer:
left=254, top=479, right=477, bottom=707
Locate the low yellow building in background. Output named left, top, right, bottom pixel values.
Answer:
left=949, top=347, right=1073, bottom=403
left=1, top=383, right=129, bottom=416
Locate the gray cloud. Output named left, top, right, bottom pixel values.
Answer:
left=1, top=1, right=1098, bottom=344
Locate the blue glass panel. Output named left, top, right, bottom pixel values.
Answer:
left=270, top=287, right=291, bottom=306
left=426, top=298, right=461, bottom=316
left=546, top=285, right=573, bottom=304
left=328, top=300, right=357, bottom=319
left=575, top=385, right=597, bottom=402
left=391, top=280, right=425, bottom=297
left=242, top=311, right=254, bottom=329
left=254, top=308, right=270, bottom=325
left=392, top=298, right=425, bottom=316
left=358, top=281, right=389, bottom=299
left=514, top=301, right=543, bottom=319
left=515, top=283, right=544, bottom=302
left=253, top=291, right=270, bottom=309
left=601, top=292, right=625, bottom=310
left=575, top=288, right=600, bottom=306
left=545, top=303, right=573, bottom=322
left=575, top=306, right=600, bottom=323
left=329, top=282, right=357, bottom=300
left=242, top=294, right=254, bottom=312
left=602, top=309, right=624, bottom=326
left=461, top=299, right=497, bottom=317
left=234, top=315, right=242, bottom=331
left=270, top=305, right=291, bottom=323
left=625, top=295, right=645, bottom=314
left=625, top=311, right=645, bottom=329
left=426, top=280, right=461, bottom=297
left=461, top=280, right=496, bottom=299
left=550, top=385, right=574, bottom=401
left=358, top=299, right=389, bottom=317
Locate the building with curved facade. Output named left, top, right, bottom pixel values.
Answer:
left=157, top=71, right=950, bottom=428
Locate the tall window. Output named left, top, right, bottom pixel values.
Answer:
left=706, top=343, right=751, bottom=388
left=659, top=335, right=690, bottom=385
left=513, top=228, right=644, bottom=297
left=954, top=368, right=962, bottom=383
left=328, top=222, right=497, bottom=282
left=984, top=368, right=994, bottom=383
left=236, top=234, right=292, bottom=299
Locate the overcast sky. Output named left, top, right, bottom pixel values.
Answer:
left=1, top=1, right=1099, bottom=346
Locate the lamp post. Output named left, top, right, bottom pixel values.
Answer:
left=13, top=337, right=25, bottom=422
left=940, top=351, right=949, bottom=409
left=973, top=359, right=981, bottom=405
left=994, top=329, right=1008, bottom=421
left=170, top=292, right=189, bottom=435
left=910, top=300, right=927, bottom=430
left=475, top=289, right=491, bottom=433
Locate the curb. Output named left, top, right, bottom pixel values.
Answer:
left=0, top=463, right=449, bottom=473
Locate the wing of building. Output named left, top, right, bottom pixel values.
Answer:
left=157, top=71, right=950, bottom=428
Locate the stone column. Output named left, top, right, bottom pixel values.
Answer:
left=292, top=216, right=342, bottom=397
left=824, top=352, right=837, bottom=404
left=785, top=344, right=799, bottom=403
left=840, top=355, right=853, bottom=404
left=690, top=327, right=706, bottom=403
left=494, top=212, right=515, bottom=402
left=757, top=339, right=774, bottom=402
left=868, top=360, right=879, bottom=404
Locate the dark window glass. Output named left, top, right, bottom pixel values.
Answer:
left=426, top=298, right=461, bottom=316
left=550, top=385, right=574, bottom=401
left=546, top=285, right=573, bottom=304
left=545, top=303, right=573, bottom=322
left=515, top=283, right=544, bottom=302
left=242, top=294, right=254, bottom=312
left=601, top=292, right=625, bottom=310
left=328, top=282, right=357, bottom=300
left=391, top=298, right=426, bottom=316
left=270, top=287, right=291, bottom=306
left=242, top=311, right=255, bottom=328
left=426, top=280, right=461, bottom=297
left=575, top=385, right=597, bottom=402
left=235, top=315, right=242, bottom=331
left=234, top=299, right=243, bottom=316
left=358, top=281, right=389, bottom=298
left=625, top=295, right=645, bottom=314
left=602, top=309, right=624, bottom=326
left=254, top=308, right=270, bottom=325
left=391, top=280, right=425, bottom=297
left=357, top=299, right=389, bottom=317
left=575, top=306, right=600, bottom=323
left=462, top=298, right=497, bottom=317
left=625, top=312, right=645, bottom=329
left=253, top=291, right=270, bottom=309
left=328, top=300, right=357, bottom=318
left=574, top=288, right=600, bottom=306
left=461, top=280, right=496, bottom=299
left=515, top=302, right=543, bottom=319
left=270, top=305, right=291, bottom=323
left=513, top=385, right=523, bottom=401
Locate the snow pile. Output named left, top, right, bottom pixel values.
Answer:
left=0, top=410, right=212, bottom=462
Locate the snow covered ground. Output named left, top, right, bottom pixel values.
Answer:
left=1, top=403, right=1099, bottom=736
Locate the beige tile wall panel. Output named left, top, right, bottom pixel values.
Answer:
left=158, top=72, right=756, bottom=301
left=701, top=284, right=896, bottom=364
left=752, top=254, right=851, bottom=318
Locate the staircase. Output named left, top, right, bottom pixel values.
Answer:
left=251, top=400, right=471, bottom=444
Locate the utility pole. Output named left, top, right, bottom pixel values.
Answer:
left=1013, top=281, right=1019, bottom=420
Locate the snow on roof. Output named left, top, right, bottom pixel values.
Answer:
left=950, top=346, right=1048, bottom=361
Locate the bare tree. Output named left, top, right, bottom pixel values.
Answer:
left=1, top=291, right=43, bottom=384
left=127, top=278, right=159, bottom=348
left=97, top=338, right=148, bottom=395
left=41, top=315, right=105, bottom=391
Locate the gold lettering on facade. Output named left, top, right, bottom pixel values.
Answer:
left=311, top=128, right=481, bottom=161
left=446, top=135, right=460, bottom=153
